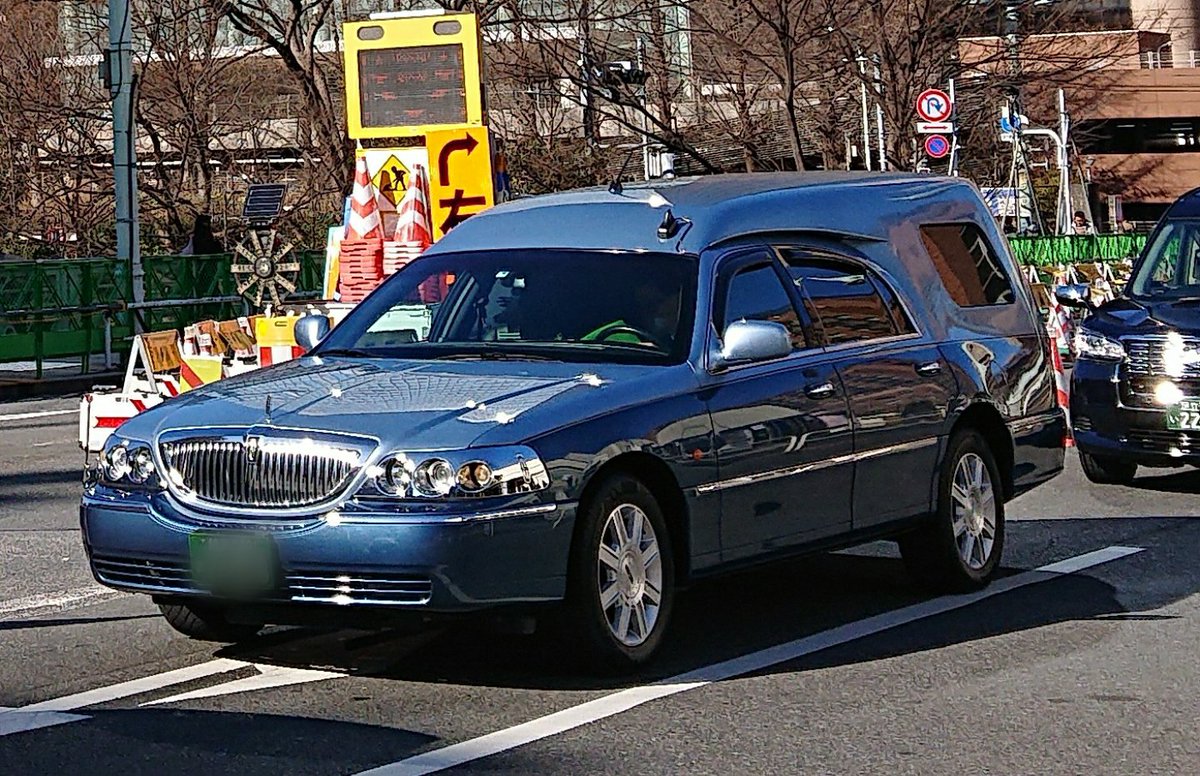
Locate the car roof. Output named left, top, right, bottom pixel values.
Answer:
left=424, top=172, right=989, bottom=256
left=1164, top=186, right=1200, bottom=218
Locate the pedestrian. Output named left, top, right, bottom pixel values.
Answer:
left=180, top=214, right=224, bottom=255
left=1071, top=210, right=1095, bottom=235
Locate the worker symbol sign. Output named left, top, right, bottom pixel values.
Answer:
left=371, top=154, right=412, bottom=206
left=426, top=126, right=495, bottom=240
left=915, top=88, right=953, bottom=123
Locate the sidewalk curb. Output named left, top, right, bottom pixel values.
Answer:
left=0, top=372, right=124, bottom=403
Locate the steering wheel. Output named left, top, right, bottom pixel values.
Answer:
left=590, top=323, right=670, bottom=351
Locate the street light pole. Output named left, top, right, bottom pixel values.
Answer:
left=856, top=55, right=872, bottom=171
left=107, top=0, right=142, bottom=328
left=872, top=55, right=887, bottom=171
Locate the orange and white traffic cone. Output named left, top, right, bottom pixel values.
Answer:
left=340, top=155, right=385, bottom=302
left=384, top=164, right=433, bottom=276
left=346, top=155, right=383, bottom=240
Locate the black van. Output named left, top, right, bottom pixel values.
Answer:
left=1059, top=187, right=1200, bottom=483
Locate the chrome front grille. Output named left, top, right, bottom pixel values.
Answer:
left=93, top=555, right=195, bottom=594
left=160, top=430, right=373, bottom=510
left=1124, top=335, right=1200, bottom=378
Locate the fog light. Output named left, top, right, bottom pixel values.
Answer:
left=456, top=461, right=494, bottom=493
left=414, top=458, right=455, bottom=497
left=1154, top=380, right=1185, bottom=406
left=129, top=447, right=155, bottom=484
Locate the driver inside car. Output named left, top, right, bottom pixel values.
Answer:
left=581, top=278, right=682, bottom=348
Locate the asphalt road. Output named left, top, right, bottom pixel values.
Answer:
left=2, top=396, right=1198, bottom=775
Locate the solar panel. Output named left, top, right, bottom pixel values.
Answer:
left=242, top=184, right=288, bottom=222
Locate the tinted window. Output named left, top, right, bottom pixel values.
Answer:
left=319, top=249, right=697, bottom=365
left=717, top=262, right=807, bottom=349
left=783, top=256, right=914, bottom=345
left=920, top=224, right=1015, bottom=306
left=1129, top=219, right=1200, bottom=299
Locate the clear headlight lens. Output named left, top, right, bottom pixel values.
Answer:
left=96, top=437, right=161, bottom=490
left=1074, top=327, right=1125, bottom=361
left=364, top=447, right=549, bottom=500
left=414, top=458, right=456, bottom=497
left=456, top=461, right=494, bottom=493
left=104, top=445, right=131, bottom=481
left=129, top=447, right=155, bottom=484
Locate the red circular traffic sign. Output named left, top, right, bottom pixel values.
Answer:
left=925, top=134, right=950, bottom=159
left=916, top=88, right=953, bottom=122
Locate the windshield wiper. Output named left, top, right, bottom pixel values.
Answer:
left=432, top=350, right=556, bottom=362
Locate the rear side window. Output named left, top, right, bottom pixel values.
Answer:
left=920, top=223, right=1015, bottom=307
left=781, top=254, right=915, bottom=346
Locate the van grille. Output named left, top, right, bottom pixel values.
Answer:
left=1124, top=335, right=1200, bottom=378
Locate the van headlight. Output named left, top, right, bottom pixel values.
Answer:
left=93, top=435, right=162, bottom=490
left=362, top=446, right=549, bottom=499
left=1074, top=327, right=1125, bottom=362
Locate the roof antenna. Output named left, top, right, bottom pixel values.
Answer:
left=608, top=145, right=641, bottom=195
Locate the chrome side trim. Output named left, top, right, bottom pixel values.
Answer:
left=694, top=437, right=939, bottom=495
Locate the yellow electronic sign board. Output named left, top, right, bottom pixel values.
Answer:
left=343, top=13, right=484, bottom=140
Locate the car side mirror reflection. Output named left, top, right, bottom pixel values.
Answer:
left=711, top=320, right=792, bottom=372
left=1054, top=283, right=1094, bottom=310
left=294, top=313, right=331, bottom=351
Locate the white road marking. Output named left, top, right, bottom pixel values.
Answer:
left=0, top=587, right=125, bottom=621
left=355, top=545, right=1145, bottom=776
left=0, top=409, right=76, bottom=421
left=141, top=664, right=343, bottom=706
left=0, top=659, right=249, bottom=737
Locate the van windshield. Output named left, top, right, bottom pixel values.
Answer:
left=316, top=249, right=698, bottom=365
left=1129, top=219, right=1200, bottom=301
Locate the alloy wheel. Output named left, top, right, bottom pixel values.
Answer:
left=597, top=503, right=663, bottom=647
left=951, top=452, right=997, bottom=570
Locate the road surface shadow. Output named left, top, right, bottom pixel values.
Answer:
left=211, top=516, right=1200, bottom=692
left=1126, top=467, right=1200, bottom=494
left=0, top=708, right=433, bottom=776
left=0, top=614, right=158, bottom=632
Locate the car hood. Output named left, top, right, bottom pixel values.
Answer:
left=1085, top=297, right=1200, bottom=337
left=119, top=356, right=696, bottom=451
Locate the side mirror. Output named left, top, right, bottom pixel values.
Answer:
left=711, top=320, right=792, bottom=372
left=294, top=313, right=331, bottom=351
left=1054, top=283, right=1093, bottom=310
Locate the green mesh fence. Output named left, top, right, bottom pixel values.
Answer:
left=1006, top=235, right=1147, bottom=266
left=0, top=250, right=325, bottom=375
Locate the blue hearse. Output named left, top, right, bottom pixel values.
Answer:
left=82, top=173, right=1065, bottom=669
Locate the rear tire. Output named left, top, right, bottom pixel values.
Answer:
left=564, top=474, right=675, bottom=672
left=1079, top=451, right=1137, bottom=485
left=899, top=430, right=1005, bottom=593
left=158, top=601, right=262, bottom=643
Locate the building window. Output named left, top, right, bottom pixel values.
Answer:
left=920, top=224, right=1015, bottom=307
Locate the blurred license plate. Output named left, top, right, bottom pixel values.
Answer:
left=1166, top=399, right=1200, bottom=431
left=188, top=531, right=277, bottom=597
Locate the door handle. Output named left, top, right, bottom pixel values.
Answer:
left=915, top=361, right=942, bottom=376
left=805, top=382, right=837, bottom=399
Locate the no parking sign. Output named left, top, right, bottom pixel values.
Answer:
left=925, top=134, right=950, bottom=159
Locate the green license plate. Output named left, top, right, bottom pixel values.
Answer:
left=1165, top=399, right=1200, bottom=431
left=188, top=531, right=278, bottom=598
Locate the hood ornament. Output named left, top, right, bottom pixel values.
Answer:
left=264, top=394, right=273, bottom=425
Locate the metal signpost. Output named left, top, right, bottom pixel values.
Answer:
left=106, top=0, right=143, bottom=330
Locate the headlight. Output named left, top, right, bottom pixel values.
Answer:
left=96, top=436, right=161, bottom=489
left=1074, top=327, right=1125, bottom=362
left=364, top=446, right=549, bottom=499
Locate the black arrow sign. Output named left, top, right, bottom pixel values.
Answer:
left=437, top=133, right=480, bottom=186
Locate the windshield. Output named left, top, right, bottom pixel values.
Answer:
left=1129, top=219, right=1200, bottom=300
left=317, top=249, right=698, bottom=364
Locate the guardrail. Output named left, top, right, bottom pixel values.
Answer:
left=0, top=251, right=325, bottom=378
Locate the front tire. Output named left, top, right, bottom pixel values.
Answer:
left=565, top=474, right=675, bottom=671
left=899, top=430, right=1005, bottom=593
left=1079, top=451, right=1137, bottom=485
left=158, top=601, right=262, bottom=643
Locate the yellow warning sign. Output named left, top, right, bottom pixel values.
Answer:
left=371, top=154, right=411, bottom=206
left=426, top=126, right=494, bottom=241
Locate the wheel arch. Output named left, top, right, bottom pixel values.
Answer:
left=574, top=451, right=692, bottom=584
left=948, top=402, right=1015, bottom=501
